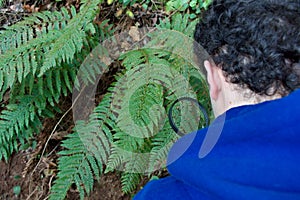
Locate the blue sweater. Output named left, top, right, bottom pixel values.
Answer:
left=134, top=89, right=300, bottom=199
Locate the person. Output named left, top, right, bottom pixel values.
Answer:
left=134, top=0, right=300, bottom=199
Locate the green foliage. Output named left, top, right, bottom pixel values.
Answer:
left=166, top=0, right=212, bottom=18
left=50, top=12, right=211, bottom=198
left=121, top=172, right=143, bottom=193
left=166, top=0, right=212, bottom=12
left=52, top=12, right=211, bottom=197
left=115, top=0, right=140, bottom=6
left=0, top=0, right=105, bottom=94
left=156, top=12, right=198, bottom=37
left=50, top=94, right=114, bottom=200
left=1, top=0, right=212, bottom=199
left=0, top=95, right=42, bottom=161
left=108, top=0, right=209, bottom=19
left=107, top=0, right=149, bottom=18
left=0, top=0, right=113, bottom=162
left=109, top=14, right=211, bottom=193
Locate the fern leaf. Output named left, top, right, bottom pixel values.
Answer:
left=114, top=82, right=165, bottom=139
left=0, top=7, right=71, bottom=54
left=0, top=29, right=60, bottom=92
left=0, top=1, right=104, bottom=93
left=50, top=132, right=102, bottom=200
left=119, top=48, right=170, bottom=71
left=0, top=96, right=41, bottom=161
left=40, top=30, right=84, bottom=75
left=39, top=0, right=103, bottom=76
left=50, top=93, right=114, bottom=200
left=119, top=50, right=147, bottom=71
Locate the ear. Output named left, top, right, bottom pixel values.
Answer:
left=204, top=60, right=222, bottom=101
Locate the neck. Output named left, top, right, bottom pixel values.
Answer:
left=212, top=82, right=282, bottom=117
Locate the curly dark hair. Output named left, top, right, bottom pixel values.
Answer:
left=194, top=0, right=300, bottom=96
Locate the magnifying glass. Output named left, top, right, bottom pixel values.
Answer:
left=168, top=97, right=209, bottom=136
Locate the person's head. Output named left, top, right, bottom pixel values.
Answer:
left=194, top=0, right=300, bottom=116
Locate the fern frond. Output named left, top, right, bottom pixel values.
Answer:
left=108, top=143, right=149, bottom=193
left=50, top=132, right=98, bottom=200
left=39, top=0, right=103, bottom=76
left=50, top=93, right=114, bottom=200
left=50, top=124, right=109, bottom=200
left=0, top=0, right=103, bottom=93
left=44, top=65, right=76, bottom=103
left=114, top=81, right=165, bottom=138
left=189, top=76, right=212, bottom=122
left=105, top=51, right=177, bottom=193
left=0, top=96, right=42, bottom=161
left=8, top=62, right=76, bottom=109
left=109, top=45, right=206, bottom=187
left=147, top=30, right=196, bottom=67
left=0, top=7, right=71, bottom=53
left=157, top=13, right=194, bottom=37
left=0, top=10, right=67, bottom=92
left=119, top=147, right=151, bottom=193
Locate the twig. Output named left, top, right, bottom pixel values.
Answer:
left=26, top=186, right=38, bottom=200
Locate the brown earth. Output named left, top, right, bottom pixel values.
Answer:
left=0, top=150, right=144, bottom=200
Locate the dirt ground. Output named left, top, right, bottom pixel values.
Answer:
left=0, top=150, right=144, bottom=200
left=0, top=97, right=142, bottom=200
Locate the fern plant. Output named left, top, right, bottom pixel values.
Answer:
left=109, top=13, right=212, bottom=193
left=50, top=12, right=212, bottom=199
left=50, top=95, right=114, bottom=199
left=0, top=0, right=113, bottom=160
left=108, top=30, right=211, bottom=192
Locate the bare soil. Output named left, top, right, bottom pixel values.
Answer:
left=0, top=150, right=138, bottom=200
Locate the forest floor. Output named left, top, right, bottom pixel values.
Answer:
left=0, top=0, right=168, bottom=199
